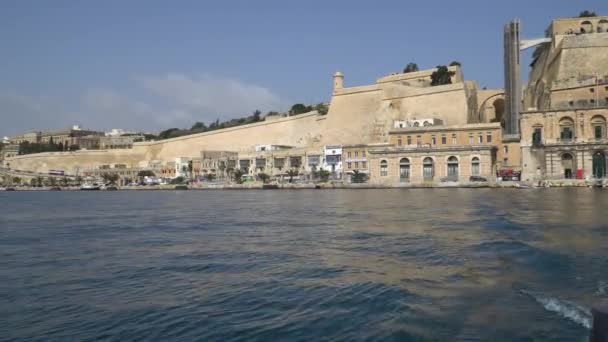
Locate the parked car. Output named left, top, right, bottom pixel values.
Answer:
left=469, top=176, right=488, bottom=182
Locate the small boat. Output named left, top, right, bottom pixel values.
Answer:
left=80, top=183, right=101, bottom=191
left=49, top=187, right=62, bottom=191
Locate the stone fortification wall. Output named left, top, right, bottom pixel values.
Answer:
left=7, top=112, right=326, bottom=173
left=5, top=149, right=145, bottom=175
left=525, top=32, right=608, bottom=110
left=7, top=67, right=479, bottom=174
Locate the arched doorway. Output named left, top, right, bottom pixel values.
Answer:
left=593, top=152, right=606, bottom=179
left=399, top=158, right=410, bottom=182
left=599, top=19, right=608, bottom=33
left=561, top=153, right=574, bottom=179
left=447, top=156, right=459, bottom=180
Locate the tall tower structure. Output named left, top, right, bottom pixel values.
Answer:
left=503, top=19, right=521, bottom=136
left=333, top=71, right=344, bottom=92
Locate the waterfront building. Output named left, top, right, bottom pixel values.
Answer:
left=519, top=16, right=608, bottom=181
left=367, top=122, right=502, bottom=186
left=0, top=144, right=19, bottom=166
left=323, top=145, right=343, bottom=178
left=342, top=144, right=370, bottom=182
left=99, top=134, right=144, bottom=150
left=200, top=150, right=238, bottom=179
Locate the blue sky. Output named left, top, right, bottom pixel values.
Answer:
left=0, top=0, right=605, bottom=136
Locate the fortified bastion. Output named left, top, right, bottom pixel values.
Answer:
left=6, top=66, right=501, bottom=174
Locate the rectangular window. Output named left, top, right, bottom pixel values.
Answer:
left=478, top=135, right=483, bottom=143
left=407, top=136, right=412, bottom=145
left=347, top=152, right=351, bottom=158
left=355, top=161, right=359, bottom=168
left=347, top=162, right=352, bottom=169
left=487, top=134, right=492, bottom=143
left=380, top=164, right=388, bottom=177
left=468, top=135, right=473, bottom=144
left=362, top=151, right=366, bottom=157
left=397, top=138, right=402, bottom=146
left=504, top=146, right=508, bottom=154
left=441, top=135, right=447, bottom=144
left=595, top=125, right=602, bottom=139
left=355, top=151, right=359, bottom=157
left=431, top=137, right=436, bottom=145
left=452, top=134, right=457, bottom=145
left=533, top=128, right=542, bottom=145
left=416, top=136, right=421, bottom=145
left=362, top=161, right=367, bottom=168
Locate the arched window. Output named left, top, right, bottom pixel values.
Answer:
left=380, top=160, right=388, bottom=177
left=471, top=157, right=480, bottom=176
left=591, top=115, right=606, bottom=140
left=598, top=19, right=608, bottom=33
left=414, top=122, right=420, bottom=127
left=447, top=156, right=459, bottom=180
left=581, top=21, right=593, bottom=34
left=559, top=117, right=574, bottom=141
left=423, top=121, right=430, bottom=126
left=423, top=157, right=434, bottom=180
left=399, top=158, right=410, bottom=182
left=561, top=153, right=574, bottom=179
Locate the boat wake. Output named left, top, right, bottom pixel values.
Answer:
left=520, top=289, right=592, bottom=329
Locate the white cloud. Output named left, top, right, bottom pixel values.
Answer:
left=0, top=75, right=288, bottom=137
left=139, top=73, right=288, bottom=120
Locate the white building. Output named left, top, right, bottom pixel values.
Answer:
left=323, top=145, right=342, bottom=175
left=105, top=128, right=137, bottom=137
left=393, top=118, right=443, bottom=128
left=175, top=157, right=190, bottom=178
left=254, top=144, right=292, bottom=152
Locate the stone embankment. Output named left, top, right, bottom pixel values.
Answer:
left=2, top=180, right=607, bottom=191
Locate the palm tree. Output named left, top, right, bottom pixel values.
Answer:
left=286, top=169, right=298, bottom=183
left=258, top=172, right=270, bottom=184
left=232, top=169, right=245, bottom=184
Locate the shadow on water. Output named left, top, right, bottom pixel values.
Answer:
left=1, top=188, right=608, bottom=341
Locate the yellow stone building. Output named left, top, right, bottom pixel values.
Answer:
left=520, top=16, right=608, bottom=181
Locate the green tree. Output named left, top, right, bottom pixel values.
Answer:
left=12, top=177, right=21, bottom=185
left=351, top=170, right=367, bottom=183
left=137, top=170, right=156, bottom=178
left=191, top=122, right=207, bottom=131
left=30, top=178, right=37, bottom=187
left=257, top=172, right=270, bottom=184
left=205, top=173, right=216, bottom=182
left=49, top=177, right=57, bottom=186
left=314, top=103, right=329, bottom=115
left=579, top=10, right=597, bottom=17
left=36, top=176, right=43, bottom=187
left=314, top=168, right=331, bottom=182
left=61, top=177, right=69, bottom=186
left=75, top=176, right=83, bottom=185
left=403, top=63, right=419, bottom=73
left=289, top=103, right=309, bottom=115
left=232, top=169, right=245, bottom=184
left=430, top=65, right=455, bottom=86
left=253, top=109, right=262, bottom=122
left=286, top=169, right=298, bottom=183
left=449, top=61, right=462, bottom=67
left=102, top=173, right=120, bottom=184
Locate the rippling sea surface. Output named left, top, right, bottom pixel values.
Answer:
left=1, top=189, right=608, bottom=341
